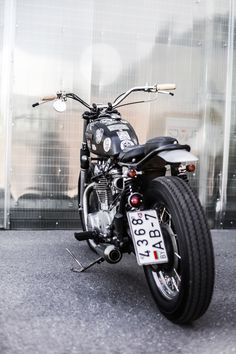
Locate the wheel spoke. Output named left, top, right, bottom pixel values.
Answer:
left=174, top=252, right=181, bottom=259
left=159, top=270, right=166, bottom=285
left=174, top=268, right=181, bottom=282
left=160, top=207, right=166, bottom=223
left=159, top=207, right=171, bottom=225
left=171, top=276, right=179, bottom=292
left=159, top=272, right=172, bottom=295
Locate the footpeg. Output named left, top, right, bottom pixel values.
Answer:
left=66, top=248, right=104, bottom=273
left=74, top=230, right=97, bottom=241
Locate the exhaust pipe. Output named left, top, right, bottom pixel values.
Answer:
left=95, top=244, right=122, bottom=264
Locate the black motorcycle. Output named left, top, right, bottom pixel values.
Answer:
left=33, top=83, right=214, bottom=324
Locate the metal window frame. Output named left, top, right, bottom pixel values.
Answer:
left=0, top=0, right=16, bottom=228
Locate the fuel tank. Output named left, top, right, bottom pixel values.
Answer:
left=85, top=113, right=138, bottom=157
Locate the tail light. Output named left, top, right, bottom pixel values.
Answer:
left=128, top=193, right=143, bottom=208
left=186, top=164, right=196, bottom=173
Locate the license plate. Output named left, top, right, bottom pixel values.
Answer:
left=127, top=209, right=168, bottom=266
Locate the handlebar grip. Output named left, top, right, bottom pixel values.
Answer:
left=32, top=102, right=39, bottom=108
left=42, top=95, right=57, bottom=101
left=156, top=83, right=176, bottom=91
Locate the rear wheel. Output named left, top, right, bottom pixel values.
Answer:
left=143, top=176, right=214, bottom=324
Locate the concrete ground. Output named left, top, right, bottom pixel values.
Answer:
left=0, top=229, right=235, bottom=354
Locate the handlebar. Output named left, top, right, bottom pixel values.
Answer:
left=32, top=83, right=176, bottom=110
left=32, top=95, right=58, bottom=108
left=112, top=83, right=176, bottom=107
left=42, top=95, right=57, bottom=101
left=156, top=83, right=176, bottom=91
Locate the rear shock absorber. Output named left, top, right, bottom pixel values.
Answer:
left=118, top=178, right=132, bottom=214
left=124, top=178, right=134, bottom=198
left=124, top=178, right=143, bottom=208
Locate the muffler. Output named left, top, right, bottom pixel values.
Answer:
left=95, top=244, right=122, bottom=264
left=74, top=232, right=122, bottom=264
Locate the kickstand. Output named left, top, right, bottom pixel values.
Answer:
left=66, top=248, right=105, bottom=273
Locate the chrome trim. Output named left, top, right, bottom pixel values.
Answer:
left=82, top=182, right=96, bottom=230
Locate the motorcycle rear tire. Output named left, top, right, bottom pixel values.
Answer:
left=143, top=176, right=214, bottom=324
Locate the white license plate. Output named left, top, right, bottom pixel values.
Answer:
left=127, top=209, right=168, bottom=266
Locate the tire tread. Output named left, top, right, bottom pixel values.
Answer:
left=144, top=176, right=214, bottom=324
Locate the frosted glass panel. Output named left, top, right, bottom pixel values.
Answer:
left=226, top=1, right=236, bottom=228
left=10, top=0, right=93, bottom=228
left=0, top=0, right=5, bottom=227
left=0, top=0, right=235, bottom=228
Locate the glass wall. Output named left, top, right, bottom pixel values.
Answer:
left=0, top=0, right=8, bottom=228
left=225, top=0, right=236, bottom=228
left=0, top=0, right=235, bottom=228
left=10, top=0, right=94, bottom=228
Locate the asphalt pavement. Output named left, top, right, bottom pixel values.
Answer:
left=0, top=229, right=235, bottom=354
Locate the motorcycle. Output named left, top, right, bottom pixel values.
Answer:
left=33, top=83, right=215, bottom=324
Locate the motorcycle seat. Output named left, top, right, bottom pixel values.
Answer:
left=119, top=136, right=190, bottom=163
left=119, top=144, right=145, bottom=162
left=144, top=136, right=178, bottom=155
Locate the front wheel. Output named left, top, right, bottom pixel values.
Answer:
left=143, top=176, right=214, bottom=324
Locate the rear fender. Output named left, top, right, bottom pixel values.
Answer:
left=158, top=149, right=198, bottom=163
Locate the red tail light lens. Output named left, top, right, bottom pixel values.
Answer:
left=129, top=193, right=143, bottom=208
left=127, top=169, right=137, bottom=178
left=186, top=164, right=196, bottom=173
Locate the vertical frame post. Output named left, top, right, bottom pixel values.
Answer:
left=0, top=0, right=16, bottom=228
left=219, top=0, right=235, bottom=223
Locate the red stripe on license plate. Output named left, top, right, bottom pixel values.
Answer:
left=153, top=251, right=158, bottom=260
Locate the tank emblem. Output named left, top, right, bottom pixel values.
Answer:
left=95, top=128, right=104, bottom=144
left=92, top=144, right=97, bottom=150
left=117, top=131, right=130, bottom=141
left=100, top=118, right=114, bottom=124
left=103, top=137, right=111, bottom=152
left=108, top=124, right=129, bottom=131
left=120, top=140, right=135, bottom=150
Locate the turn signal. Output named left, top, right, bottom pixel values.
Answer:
left=186, top=164, right=196, bottom=173
left=129, top=193, right=143, bottom=208
left=127, top=169, right=137, bottom=178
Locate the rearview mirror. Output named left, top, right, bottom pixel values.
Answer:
left=53, top=99, right=67, bottom=112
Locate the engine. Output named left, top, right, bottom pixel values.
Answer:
left=94, top=175, right=112, bottom=211
left=86, top=164, right=123, bottom=237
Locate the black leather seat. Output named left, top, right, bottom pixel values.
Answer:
left=119, top=144, right=145, bottom=162
left=144, top=136, right=178, bottom=155
left=119, top=137, right=178, bottom=163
